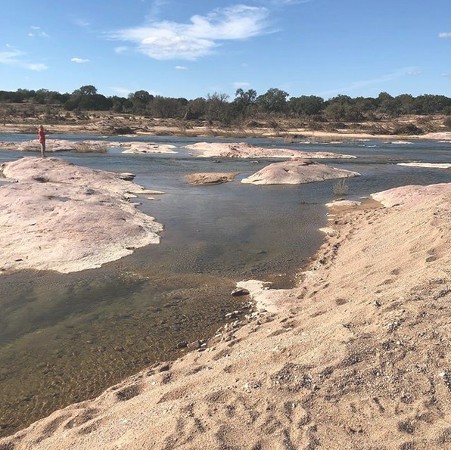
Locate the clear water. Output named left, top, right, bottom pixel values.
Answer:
left=0, top=134, right=451, bottom=436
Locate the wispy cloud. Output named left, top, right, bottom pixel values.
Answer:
left=28, top=26, right=49, bottom=38
left=0, top=47, right=48, bottom=71
left=73, top=17, right=91, bottom=28
left=110, top=5, right=271, bottom=60
left=175, top=65, right=188, bottom=70
left=233, top=81, right=250, bottom=89
left=71, top=57, right=90, bottom=64
left=269, top=0, right=312, bottom=4
left=114, top=46, right=129, bottom=54
left=146, top=0, right=169, bottom=21
left=110, top=86, right=132, bottom=96
left=439, top=32, right=451, bottom=38
left=319, top=67, right=419, bottom=98
left=442, top=73, right=451, bottom=79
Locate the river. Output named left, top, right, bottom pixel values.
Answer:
left=0, top=134, right=450, bottom=436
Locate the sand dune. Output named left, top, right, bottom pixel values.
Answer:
left=2, top=181, right=451, bottom=449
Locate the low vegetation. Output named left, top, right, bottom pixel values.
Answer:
left=333, top=178, right=349, bottom=196
left=73, top=142, right=108, bottom=153
left=1, top=86, right=450, bottom=137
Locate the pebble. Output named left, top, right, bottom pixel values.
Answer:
left=231, top=288, right=250, bottom=297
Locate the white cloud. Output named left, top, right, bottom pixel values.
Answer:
left=146, top=0, right=169, bottom=21
left=233, top=81, right=250, bottom=89
left=442, top=73, right=451, bottom=79
left=439, top=32, right=451, bottom=38
left=114, top=46, right=129, bottom=54
left=28, top=26, right=49, bottom=38
left=73, top=18, right=91, bottom=28
left=110, top=5, right=270, bottom=60
left=0, top=47, right=48, bottom=71
left=25, top=62, right=48, bottom=71
left=319, top=67, right=419, bottom=98
left=71, top=57, right=90, bottom=64
left=175, top=65, right=188, bottom=70
left=110, top=86, right=133, bottom=96
left=270, top=0, right=311, bottom=4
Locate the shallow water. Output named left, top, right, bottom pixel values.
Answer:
left=0, top=134, right=451, bottom=436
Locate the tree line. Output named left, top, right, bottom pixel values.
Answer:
left=1, top=85, right=451, bottom=124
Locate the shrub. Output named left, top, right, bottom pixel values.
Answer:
left=333, top=178, right=349, bottom=196
left=74, top=142, right=108, bottom=153
left=111, top=126, right=134, bottom=135
left=391, top=123, right=423, bottom=135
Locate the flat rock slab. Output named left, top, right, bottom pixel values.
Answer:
left=120, top=142, right=177, bottom=154
left=185, top=172, right=237, bottom=185
left=241, top=159, right=360, bottom=185
left=398, top=162, right=451, bottom=169
left=0, top=140, right=178, bottom=154
left=185, top=142, right=355, bottom=159
left=0, top=157, right=163, bottom=274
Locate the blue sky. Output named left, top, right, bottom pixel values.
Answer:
left=1, top=0, right=451, bottom=100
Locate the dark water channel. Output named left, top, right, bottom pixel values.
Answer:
left=0, top=134, right=451, bottom=436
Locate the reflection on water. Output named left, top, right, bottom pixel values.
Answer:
left=0, top=135, right=451, bottom=436
left=0, top=265, right=245, bottom=436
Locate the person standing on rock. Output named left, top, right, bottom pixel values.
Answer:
left=38, top=125, right=46, bottom=158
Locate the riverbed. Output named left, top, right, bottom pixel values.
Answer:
left=1, top=134, right=451, bottom=436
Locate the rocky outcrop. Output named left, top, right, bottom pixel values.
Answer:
left=241, top=159, right=360, bottom=185
left=185, top=142, right=355, bottom=159
left=185, top=172, right=237, bottom=185
left=0, top=157, right=163, bottom=273
left=0, top=139, right=178, bottom=154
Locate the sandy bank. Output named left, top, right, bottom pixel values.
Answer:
left=398, top=162, right=451, bottom=169
left=0, top=157, right=163, bottom=273
left=3, top=180, right=451, bottom=448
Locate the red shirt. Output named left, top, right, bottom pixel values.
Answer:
left=38, top=129, right=45, bottom=143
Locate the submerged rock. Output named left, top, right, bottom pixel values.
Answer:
left=185, top=172, right=237, bottom=185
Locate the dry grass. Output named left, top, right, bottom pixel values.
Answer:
left=333, top=177, right=349, bottom=196
left=73, top=142, right=108, bottom=153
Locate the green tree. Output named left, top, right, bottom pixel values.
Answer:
left=205, top=92, right=230, bottom=122
left=73, top=85, right=98, bottom=96
left=376, top=92, right=399, bottom=117
left=288, top=95, right=324, bottom=116
left=128, top=90, right=154, bottom=114
left=185, top=97, right=207, bottom=120
left=233, top=88, right=257, bottom=119
left=256, top=88, right=289, bottom=114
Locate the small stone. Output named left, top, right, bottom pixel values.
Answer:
left=119, top=172, right=135, bottom=181
left=231, top=288, right=250, bottom=297
left=188, top=340, right=201, bottom=350
left=176, top=341, right=188, bottom=349
left=225, top=311, right=239, bottom=320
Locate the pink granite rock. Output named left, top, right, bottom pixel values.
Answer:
left=0, top=157, right=163, bottom=273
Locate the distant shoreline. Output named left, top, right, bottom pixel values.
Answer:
left=1, top=118, right=450, bottom=143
